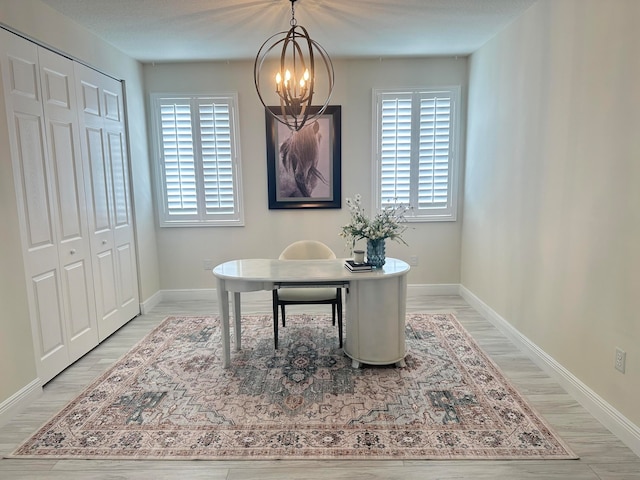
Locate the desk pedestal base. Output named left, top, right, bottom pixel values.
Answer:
left=349, top=357, right=407, bottom=369
left=344, top=275, right=407, bottom=367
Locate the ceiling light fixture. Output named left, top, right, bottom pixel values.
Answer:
left=254, top=0, right=334, bottom=131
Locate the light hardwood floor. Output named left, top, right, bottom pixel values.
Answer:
left=1, top=293, right=639, bottom=479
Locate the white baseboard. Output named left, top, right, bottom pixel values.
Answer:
left=160, top=289, right=216, bottom=302
left=459, top=284, right=640, bottom=458
left=0, top=378, right=42, bottom=428
left=140, top=289, right=163, bottom=314
left=408, top=283, right=460, bottom=296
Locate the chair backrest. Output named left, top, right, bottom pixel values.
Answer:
left=279, top=240, right=337, bottom=260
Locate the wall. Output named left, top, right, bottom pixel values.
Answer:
left=0, top=0, right=158, bottom=408
left=144, top=57, right=468, bottom=290
left=462, top=0, right=640, bottom=426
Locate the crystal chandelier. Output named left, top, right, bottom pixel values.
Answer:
left=254, top=0, right=334, bottom=131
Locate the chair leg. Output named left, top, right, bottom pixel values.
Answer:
left=337, top=288, right=343, bottom=348
left=272, top=290, right=279, bottom=350
left=280, top=304, right=286, bottom=327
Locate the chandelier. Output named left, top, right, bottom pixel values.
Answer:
left=254, top=0, right=334, bottom=131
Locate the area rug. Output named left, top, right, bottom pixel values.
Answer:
left=9, top=313, right=577, bottom=460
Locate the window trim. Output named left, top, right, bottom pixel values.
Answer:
left=372, top=86, right=460, bottom=222
left=150, top=92, right=244, bottom=227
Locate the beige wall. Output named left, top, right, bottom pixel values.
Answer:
left=0, top=0, right=158, bottom=406
left=144, top=57, right=468, bottom=289
left=462, top=0, right=640, bottom=425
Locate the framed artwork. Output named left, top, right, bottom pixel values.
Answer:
left=265, top=105, right=341, bottom=209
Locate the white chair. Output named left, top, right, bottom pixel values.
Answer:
left=272, top=240, right=343, bottom=349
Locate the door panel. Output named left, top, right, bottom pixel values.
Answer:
left=38, top=47, right=99, bottom=365
left=84, top=126, right=112, bottom=233
left=41, top=64, right=71, bottom=108
left=63, top=260, right=92, bottom=338
left=32, top=270, right=63, bottom=356
left=96, top=249, right=119, bottom=320
left=103, top=88, right=121, bottom=121
left=1, top=31, right=69, bottom=382
left=49, top=120, right=82, bottom=239
left=31, top=270, right=67, bottom=380
left=109, top=131, right=130, bottom=226
left=7, top=53, right=39, bottom=100
left=74, top=63, right=139, bottom=340
left=15, top=113, right=55, bottom=249
left=117, top=243, right=136, bottom=307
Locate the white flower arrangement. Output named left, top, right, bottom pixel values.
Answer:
left=340, top=194, right=408, bottom=248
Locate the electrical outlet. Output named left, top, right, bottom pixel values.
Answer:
left=203, top=259, right=214, bottom=271
left=409, top=255, right=419, bottom=266
left=615, top=347, right=626, bottom=373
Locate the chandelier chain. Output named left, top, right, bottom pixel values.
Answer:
left=290, top=0, right=297, bottom=27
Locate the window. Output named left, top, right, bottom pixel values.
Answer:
left=373, top=87, right=460, bottom=221
left=151, top=93, right=244, bottom=226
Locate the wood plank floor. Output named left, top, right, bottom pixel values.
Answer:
left=1, top=293, right=639, bottom=479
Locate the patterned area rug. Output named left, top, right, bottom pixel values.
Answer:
left=9, top=313, right=577, bottom=460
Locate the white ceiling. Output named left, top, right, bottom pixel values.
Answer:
left=38, top=0, right=538, bottom=63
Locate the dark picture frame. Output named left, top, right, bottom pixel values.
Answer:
left=265, top=105, right=341, bottom=209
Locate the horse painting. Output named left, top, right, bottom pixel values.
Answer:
left=277, top=121, right=328, bottom=198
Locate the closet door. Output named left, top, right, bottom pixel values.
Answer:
left=38, top=48, right=99, bottom=362
left=0, top=31, right=67, bottom=381
left=74, top=64, right=140, bottom=340
left=0, top=30, right=99, bottom=382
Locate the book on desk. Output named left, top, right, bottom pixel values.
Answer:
left=344, top=260, right=373, bottom=272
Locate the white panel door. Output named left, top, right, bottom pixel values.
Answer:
left=74, top=63, right=140, bottom=340
left=103, top=88, right=139, bottom=321
left=0, top=30, right=68, bottom=381
left=38, top=47, right=99, bottom=362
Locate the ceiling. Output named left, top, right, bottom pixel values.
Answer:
left=38, top=0, right=537, bottom=63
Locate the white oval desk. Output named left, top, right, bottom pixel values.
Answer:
left=213, top=258, right=410, bottom=368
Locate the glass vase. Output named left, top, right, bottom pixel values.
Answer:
left=366, top=238, right=386, bottom=268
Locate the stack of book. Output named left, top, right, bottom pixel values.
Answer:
left=344, top=259, right=373, bottom=272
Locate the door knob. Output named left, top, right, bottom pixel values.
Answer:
left=70, top=249, right=76, bottom=255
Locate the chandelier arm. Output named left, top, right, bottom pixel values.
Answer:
left=254, top=32, right=288, bottom=108
left=295, top=25, right=315, bottom=106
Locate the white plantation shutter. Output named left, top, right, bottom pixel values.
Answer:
left=374, top=88, right=459, bottom=221
left=152, top=94, right=244, bottom=226
left=199, top=102, right=235, bottom=214
left=418, top=95, right=451, bottom=209
left=161, top=102, right=197, bottom=215
left=380, top=96, right=412, bottom=206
